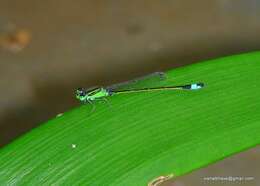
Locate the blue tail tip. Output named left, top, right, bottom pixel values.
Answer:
left=191, top=83, right=204, bottom=90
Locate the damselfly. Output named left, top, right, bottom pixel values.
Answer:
left=75, top=72, right=204, bottom=105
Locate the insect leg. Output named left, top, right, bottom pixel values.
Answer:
left=102, top=97, right=112, bottom=108
left=86, top=99, right=96, bottom=113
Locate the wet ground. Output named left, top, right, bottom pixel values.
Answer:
left=0, top=0, right=259, bottom=185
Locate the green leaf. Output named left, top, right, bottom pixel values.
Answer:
left=0, top=52, right=259, bottom=186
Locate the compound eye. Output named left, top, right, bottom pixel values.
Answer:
left=76, top=88, right=85, bottom=97
left=79, top=92, right=85, bottom=96
left=77, top=87, right=83, bottom=92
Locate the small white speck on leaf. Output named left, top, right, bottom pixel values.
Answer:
left=71, top=144, right=77, bottom=149
left=56, top=113, right=63, bottom=117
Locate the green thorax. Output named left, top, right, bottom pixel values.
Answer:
left=86, top=87, right=109, bottom=101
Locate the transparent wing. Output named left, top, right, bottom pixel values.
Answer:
left=106, top=72, right=167, bottom=91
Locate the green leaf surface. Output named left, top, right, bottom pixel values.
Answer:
left=0, top=52, right=260, bottom=185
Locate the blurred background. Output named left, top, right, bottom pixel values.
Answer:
left=0, top=0, right=259, bottom=185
